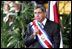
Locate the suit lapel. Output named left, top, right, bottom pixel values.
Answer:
left=43, top=19, right=53, bottom=43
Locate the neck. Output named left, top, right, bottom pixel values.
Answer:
left=39, top=18, right=46, bottom=23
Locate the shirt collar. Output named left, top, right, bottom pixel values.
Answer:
left=42, top=18, right=47, bottom=26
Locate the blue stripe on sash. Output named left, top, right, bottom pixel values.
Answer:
left=37, top=22, right=52, bottom=45
left=29, top=23, right=34, bottom=32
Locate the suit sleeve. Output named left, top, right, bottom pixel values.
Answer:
left=24, top=24, right=37, bottom=47
left=53, top=24, right=60, bottom=48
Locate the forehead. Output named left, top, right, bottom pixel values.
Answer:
left=34, top=8, right=42, bottom=12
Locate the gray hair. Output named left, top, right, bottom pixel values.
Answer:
left=34, top=4, right=46, bottom=13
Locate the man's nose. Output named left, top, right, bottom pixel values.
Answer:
left=36, top=13, right=39, bottom=17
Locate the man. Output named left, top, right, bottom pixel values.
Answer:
left=24, top=5, right=60, bottom=48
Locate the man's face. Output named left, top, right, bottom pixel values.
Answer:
left=34, top=8, right=46, bottom=22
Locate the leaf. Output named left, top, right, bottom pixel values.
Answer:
left=7, top=38, right=17, bottom=47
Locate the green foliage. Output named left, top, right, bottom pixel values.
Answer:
left=59, top=12, right=71, bottom=48
left=1, top=1, right=34, bottom=48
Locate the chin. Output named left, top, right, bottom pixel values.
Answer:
left=37, top=20, right=41, bottom=22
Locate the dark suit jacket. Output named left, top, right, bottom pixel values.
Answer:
left=24, top=19, right=60, bottom=48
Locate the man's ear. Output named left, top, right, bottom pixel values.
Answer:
left=44, top=12, right=47, bottom=17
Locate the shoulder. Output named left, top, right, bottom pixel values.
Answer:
left=29, top=22, right=33, bottom=26
left=46, top=19, right=60, bottom=27
left=28, top=20, right=36, bottom=27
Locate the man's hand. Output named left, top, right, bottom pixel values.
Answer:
left=33, top=26, right=39, bottom=36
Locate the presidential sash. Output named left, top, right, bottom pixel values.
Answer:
left=29, top=20, right=53, bottom=48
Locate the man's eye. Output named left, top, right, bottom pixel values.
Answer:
left=34, top=12, right=37, bottom=14
left=38, top=12, right=42, bottom=14
left=34, top=12, right=43, bottom=14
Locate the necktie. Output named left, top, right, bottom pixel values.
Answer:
left=41, top=23, right=44, bottom=27
left=40, top=23, right=44, bottom=28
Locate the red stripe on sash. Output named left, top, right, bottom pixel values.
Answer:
left=33, top=21, right=43, bottom=36
left=39, top=30, right=43, bottom=36
left=44, top=40, right=52, bottom=48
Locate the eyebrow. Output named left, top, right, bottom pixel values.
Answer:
left=34, top=12, right=43, bottom=13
